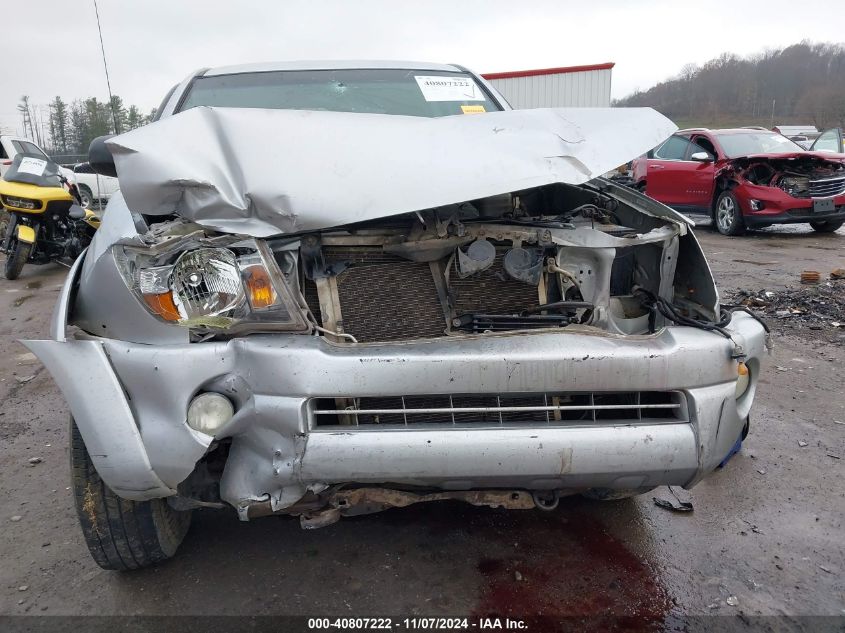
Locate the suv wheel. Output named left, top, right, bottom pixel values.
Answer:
left=809, top=219, right=843, bottom=233
left=714, top=190, right=746, bottom=236
left=70, top=418, right=191, bottom=570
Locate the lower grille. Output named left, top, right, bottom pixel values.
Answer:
left=311, top=391, right=688, bottom=427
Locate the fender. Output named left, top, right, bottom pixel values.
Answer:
left=16, top=223, right=36, bottom=244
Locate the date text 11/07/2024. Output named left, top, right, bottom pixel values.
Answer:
left=307, top=617, right=529, bottom=630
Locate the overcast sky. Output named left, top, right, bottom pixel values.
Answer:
left=2, top=0, right=843, bottom=138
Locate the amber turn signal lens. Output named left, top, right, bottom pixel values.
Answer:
left=143, top=292, right=181, bottom=321
left=735, top=361, right=750, bottom=398
left=243, top=265, right=277, bottom=309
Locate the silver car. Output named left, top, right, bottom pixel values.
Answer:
left=26, top=61, right=768, bottom=570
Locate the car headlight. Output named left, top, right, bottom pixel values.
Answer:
left=779, top=176, right=809, bottom=196
left=115, top=237, right=309, bottom=333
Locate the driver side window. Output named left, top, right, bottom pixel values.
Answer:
left=689, top=136, right=716, bottom=159
left=653, top=135, right=692, bottom=160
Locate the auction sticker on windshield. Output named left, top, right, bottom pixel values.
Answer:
left=415, top=75, right=485, bottom=101
left=18, top=157, right=47, bottom=176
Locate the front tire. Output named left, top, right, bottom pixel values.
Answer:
left=70, top=418, right=191, bottom=570
left=4, top=240, right=30, bottom=280
left=714, top=190, right=746, bottom=236
left=810, top=219, right=843, bottom=233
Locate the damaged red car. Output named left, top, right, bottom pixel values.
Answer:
left=632, top=128, right=845, bottom=235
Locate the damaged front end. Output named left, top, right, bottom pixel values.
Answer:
left=718, top=152, right=845, bottom=225
left=26, top=106, right=768, bottom=529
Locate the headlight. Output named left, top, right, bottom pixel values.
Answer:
left=779, top=176, right=809, bottom=197
left=116, top=237, right=309, bottom=333
left=1, top=195, right=40, bottom=210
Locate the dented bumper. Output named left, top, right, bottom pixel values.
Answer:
left=26, top=307, right=767, bottom=510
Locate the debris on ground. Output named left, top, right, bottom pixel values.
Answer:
left=831, top=268, right=845, bottom=280
left=15, top=375, right=36, bottom=384
left=10, top=515, right=22, bottom=522
left=726, top=595, right=738, bottom=606
left=727, top=280, right=845, bottom=337
left=653, top=487, right=693, bottom=513
left=801, top=271, right=821, bottom=285
left=27, top=457, right=42, bottom=465
left=798, top=440, right=808, bottom=447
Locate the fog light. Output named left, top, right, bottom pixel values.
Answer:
left=749, top=199, right=764, bottom=211
left=187, top=392, right=234, bottom=435
left=735, top=362, right=750, bottom=398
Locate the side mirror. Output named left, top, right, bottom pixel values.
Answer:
left=88, top=135, right=117, bottom=178
left=690, top=151, right=713, bottom=162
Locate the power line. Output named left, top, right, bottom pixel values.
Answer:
left=93, top=0, right=120, bottom=134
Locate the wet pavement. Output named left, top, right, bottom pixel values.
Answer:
left=0, top=220, right=843, bottom=630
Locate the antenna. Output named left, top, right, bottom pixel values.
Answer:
left=93, top=0, right=120, bottom=134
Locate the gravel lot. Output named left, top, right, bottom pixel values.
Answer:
left=0, top=219, right=842, bottom=629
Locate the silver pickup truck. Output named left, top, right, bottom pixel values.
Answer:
left=26, top=60, right=767, bottom=570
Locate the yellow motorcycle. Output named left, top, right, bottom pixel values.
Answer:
left=0, top=153, right=99, bottom=280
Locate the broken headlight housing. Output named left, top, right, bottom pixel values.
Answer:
left=114, top=238, right=309, bottom=333
left=778, top=176, right=810, bottom=197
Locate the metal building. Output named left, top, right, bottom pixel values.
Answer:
left=482, top=62, right=614, bottom=109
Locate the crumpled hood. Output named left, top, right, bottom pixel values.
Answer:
left=107, top=106, right=677, bottom=237
left=730, top=151, right=845, bottom=162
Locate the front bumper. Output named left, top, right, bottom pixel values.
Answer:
left=735, top=183, right=845, bottom=225
left=27, top=308, right=767, bottom=513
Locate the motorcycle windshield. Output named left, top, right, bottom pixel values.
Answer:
left=3, top=153, right=62, bottom=187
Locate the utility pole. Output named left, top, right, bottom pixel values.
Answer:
left=770, top=99, right=776, bottom=129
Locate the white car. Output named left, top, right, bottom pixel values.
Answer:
left=72, top=162, right=120, bottom=208
left=0, top=135, right=75, bottom=182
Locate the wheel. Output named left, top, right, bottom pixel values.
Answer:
left=70, top=418, right=191, bottom=570
left=581, top=487, right=656, bottom=501
left=4, top=240, right=30, bottom=280
left=78, top=184, right=93, bottom=209
left=810, top=219, right=843, bottom=233
left=714, top=190, right=746, bottom=236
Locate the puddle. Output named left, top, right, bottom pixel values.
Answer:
left=471, top=511, right=669, bottom=631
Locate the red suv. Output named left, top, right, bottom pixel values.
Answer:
left=632, top=128, right=845, bottom=235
